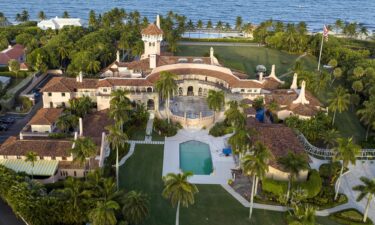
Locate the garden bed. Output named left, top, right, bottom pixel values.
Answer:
left=329, top=209, right=373, bottom=225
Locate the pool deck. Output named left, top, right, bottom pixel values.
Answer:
left=163, top=129, right=235, bottom=184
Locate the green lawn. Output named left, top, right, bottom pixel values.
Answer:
left=151, top=131, right=165, bottom=141
left=176, top=45, right=317, bottom=78
left=120, top=144, right=342, bottom=225
left=129, top=127, right=146, bottom=141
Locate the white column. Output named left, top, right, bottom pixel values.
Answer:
left=156, top=15, right=161, bottom=28
left=116, top=51, right=120, bottom=62
left=79, top=117, right=83, bottom=136
left=259, top=72, right=263, bottom=82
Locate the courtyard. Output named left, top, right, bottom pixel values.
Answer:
left=119, top=144, right=342, bottom=225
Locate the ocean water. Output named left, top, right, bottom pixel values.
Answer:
left=0, top=0, right=374, bottom=31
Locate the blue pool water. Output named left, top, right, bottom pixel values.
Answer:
left=180, top=140, right=213, bottom=175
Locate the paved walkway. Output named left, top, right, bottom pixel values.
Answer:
left=178, top=41, right=265, bottom=47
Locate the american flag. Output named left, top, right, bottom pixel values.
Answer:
left=323, top=25, right=329, bottom=41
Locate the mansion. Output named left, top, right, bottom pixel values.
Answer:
left=0, top=15, right=323, bottom=182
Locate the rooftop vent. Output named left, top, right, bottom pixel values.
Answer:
left=178, top=58, right=188, bottom=63
left=193, top=58, right=203, bottom=63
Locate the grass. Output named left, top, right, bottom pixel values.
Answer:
left=129, top=127, right=146, bottom=141
left=176, top=45, right=317, bottom=78
left=329, top=209, right=373, bottom=225
left=152, top=131, right=165, bottom=141
left=120, top=144, right=344, bottom=225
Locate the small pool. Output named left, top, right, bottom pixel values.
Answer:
left=179, top=140, right=213, bottom=175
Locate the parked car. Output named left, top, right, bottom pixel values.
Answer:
left=0, top=117, right=15, bottom=124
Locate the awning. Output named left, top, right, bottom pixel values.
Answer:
left=0, top=159, right=59, bottom=176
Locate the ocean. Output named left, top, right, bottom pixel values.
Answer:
left=0, top=0, right=374, bottom=31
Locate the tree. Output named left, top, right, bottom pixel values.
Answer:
left=235, top=16, right=243, bottom=31
left=25, top=151, right=38, bottom=179
left=196, top=20, right=203, bottom=38
left=277, top=152, right=309, bottom=199
left=228, top=128, right=251, bottom=165
left=89, top=200, right=120, bottom=225
left=106, top=125, right=128, bottom=190
left=38, top=11, right=46, bottom=21
left=334, top=19, right=344, bottom=34
left=328, top=86, right=350, bottom=126
left=71, top=137, right=97, bottom=171
left=33, top=53, right=48, bottom=73
left=357, top=97, right=375, bottom=141
left=0, top=35, right=9, bottom=50
left=19, top=10, right=29, bottom=22
left=56, top=114, right=79, bottom=133
left=353, top=66, right=365, bottom=78
left=333, top=137, right=361, bottom=200
left=162, top=172, right=198, bottom=225
left=109, top=89, right=132, bottom=129
left=206, top=90, right=224, bottom=122
left=289, top=203, right=316, bottom=225
left=154, top=71, right=177, bottom=124
left=322, top=129, right=340, bottom=148
left=353, top=177, right=375, bottom=222
left=8, top=59, right=20, bottom=78
left=225, top=101, right=246, bottom=130
left=122, top=191, right=149, bottom=224
left=88, top=10, right=97, bottom=29
left=63, top=11, right=70, bottom=18
left=242, top=142, right=273, bottom=219
left=206, top=20, right=213, bottom=29
left=331, top=67, right=342, bottom=85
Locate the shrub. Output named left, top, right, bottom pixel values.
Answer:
left=153, top=117, right=181, bottom=137
left=319, top=162, right=342, bottom=185
left=48, top=133, right=72, bottom=139
left=262, top=170, right=322, bottom=199
left=330, top=209, right=373, bottom=225
left=17, top=96, right=33, bottom=112
left=209, top=120, right=233, bottom=137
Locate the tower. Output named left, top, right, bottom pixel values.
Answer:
left=141, top=15, right=163, bottom=59
left=292, top=81, right=310, bottom=105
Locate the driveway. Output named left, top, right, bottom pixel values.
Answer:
left=0, top=199, right=25, bottom=225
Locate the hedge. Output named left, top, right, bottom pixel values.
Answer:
left=0, top=71, right=28, bottom=78
left=262, top=169, right=322, bottom=198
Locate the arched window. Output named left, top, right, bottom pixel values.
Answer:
left=147, top=87, right=153, bottom=92
left=198, top=88, right=203, bottom=96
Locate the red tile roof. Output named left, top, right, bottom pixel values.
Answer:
left=141, top=24, right=164, bottom=35
left=40, top=77, right=98, bottom=92
left=0, top=136, right=72, bottom=157
left=0, top=44, right=25, bottom=65
left=83, top=110, right=114, bottom=151
left=28, top=108, right=63, bottom=126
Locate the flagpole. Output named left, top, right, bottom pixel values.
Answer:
left=317, top=31, right=324, bottom=71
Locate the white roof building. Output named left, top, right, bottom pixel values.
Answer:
left=37, top=17, right=82, bottom=30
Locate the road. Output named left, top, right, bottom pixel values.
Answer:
left=178, top=41, right=264, bottom=47
left=0, top=200, right=26, bottom=225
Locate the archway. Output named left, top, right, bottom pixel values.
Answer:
left=178, top=87, right=183, bottom=96
left=187, top=86, right=194, bottom=96
left=198, top=87, right=203, bottom=96
left=147, top=99, right=155, bottom=110
left=147, top=87, right=153, bottom=92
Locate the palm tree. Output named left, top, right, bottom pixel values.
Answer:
left=278, top=151, right=309, bottom=199
left=289, top=203, right=316, bottom=225
left=38, top=11, right=46, bottom=21
left=353, top=177, right=375, bottom=222
left=334, top=19, right=344, bottom=34
left=62, top=11, right=70, bottom=18
left=322, top=129, right=340, bottom=149
left=228, top=128, right=251, bottom=166
left=87, top=60, right=101, bottom=75
left=333, top=137, right=361, bottom=200
left=225, top=100, right=246, bottom=130
left=206, top=90, right=225, bottom=122
left=235, top=16, right=243, bottom=31
left=155, top=71, right=177, bottom=124
left=25, top=151, right=38, bottom=179
left=328, top=86, right=350, bottom=126
left=71, top=137, right=97, bottom=172
left=357, top=97, right=375, bottom=141
left=56, top=114, right=78, bottom=133
left=89, top=200, right=120, bottom=225
left=242, top=142, right=273, bottom=219
left=105, top=125, right=128, bottom=190
left=162, top=172, right=199, bottom=225
left=122, top=191, right=149, bottom=224
left=196, top=20, right=203, bottom=38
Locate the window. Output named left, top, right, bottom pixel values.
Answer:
left=61, top=102, right=66, bottom=107
left=4, top=155, right=7, bottom=159
left=241, top=89, right=245, bottom=93
left=61, top=93, right=65, bottom=97
left=103, top=88, right=107, bottom=92
left=50, top=102, right=53, bottom=108
left=74, top=171, right=77, bottom=177
left=17, top=156, right=21, bottom=159
left=62, top=156, right=67, bottom=160
left=40, top=156, right=44, bottom=160
left=48, top=93, right=52, bottom=97
left=52, top=156, right=56, bottom=160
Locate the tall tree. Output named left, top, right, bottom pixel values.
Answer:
left=62, top=11, right=70, bottom=18
left=122, top=191, right=149, bottom=225
left=278, top=151, right=309, bottom=199
left=162, top=172, right=198, bottom=225
left=334, top=19, right=344, bottom=34
left=89, top=200, right=120, bottom=225
left=235, top=16, right=243, bottom=31
left=328, top=86, right=350, bottom=126
left=105, top=125, right=128, bottom=190
left=38, top=11, right=46, bottom=21
left=353, top=177, right=375, bottom=222
left=56, top=114, right=79, bottom=133
left=25, top=151, right=38, bottom=180
left=322, top=129, right=340, bottom=149
left=71, top=137, right=97, bottom=172
left=357, top=97, right=375, bottom=141
left=206, top=90, right=224, bottom=122
left=333, top=137, right=361, bottom=200
left=154, top=71, right=177, bottom=124
left=8, top=59, right=20, bottom=78
left=109, top=89, right=132, bottom=129
left=88, top=10, right=97, bottom=29
left=242, top=142, right=273, bottom=219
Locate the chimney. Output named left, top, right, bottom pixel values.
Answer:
left=78, top=71, right=83, bottom=82
left=150, top=54, right=157, bottom=69
left=259, top=72, right=264, bottom=82
left=292, top=80, right=310, bottom=105
left=19, top=132, right=23, bottom=140
left=116, top=51, right=120, bottom=62
left=210, top=47, right=214, bottom=64
left=79, top=117, right=83, bottom=136
left=290, top=73, right=298, bottom=90
left=156, top=15, right=161, bottom=29
left=269, top=64, right=276, bottom=78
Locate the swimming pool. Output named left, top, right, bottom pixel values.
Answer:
left=179, top=140, right=213, bottom=175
